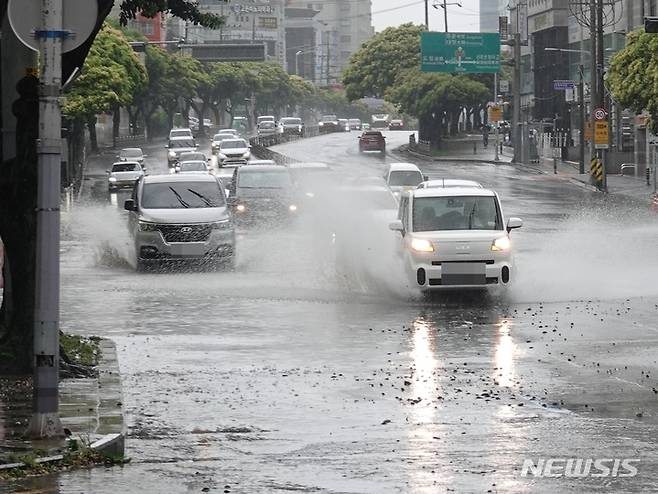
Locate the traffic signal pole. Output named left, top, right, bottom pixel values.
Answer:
left=28, top=0, right=64, bottom=439
left=596, top=0, right=607, bottom=191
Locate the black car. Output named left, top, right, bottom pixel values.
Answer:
left=388, top=119, right=405, bottom=130
left=227, top=164, right=299, bottom=224
left=319, top=114, right=339, bottom=134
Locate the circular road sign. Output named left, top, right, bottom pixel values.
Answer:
left=593, top=108, right=608, bottom=121
left=7, top=0, right=98, bottom=54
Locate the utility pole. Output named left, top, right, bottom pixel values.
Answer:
left=425, top=0, right=429, bottom=30
left=28, top=0, right=64, bottom=439
left=578, top=64, right=585, bottom=174
left=443, top=0, right=448, bottom=33
left=511, top=32, right=522, bottom=163
left=494, top=72, right=500, bottom=162
left=596, top=0, right=607, bottom=190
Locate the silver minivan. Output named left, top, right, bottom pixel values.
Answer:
left=124, top=174, right=235, bottom=270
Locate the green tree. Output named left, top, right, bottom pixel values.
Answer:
left=63, top=24, right=147, bottom=151
left=608, top=29, right=658, bottom=132
left=342, top=23, right=425, bottom=100
left=387, top=71, right=489, bottom=143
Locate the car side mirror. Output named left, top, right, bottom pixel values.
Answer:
left=423, top=175, right=429, bottom=181
left=227, top=196, right=237, bottom=206
left=106, top=169, right=110, bottom=174
left=389, top=220, right=404, bottom=233
left=124, top=199, right=137, bottom=212
left=507, top=217, right=523, bottom=232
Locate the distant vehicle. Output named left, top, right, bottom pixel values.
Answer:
left=218, top=128, right=239, bottom=137
left=178, top=151, right=208, bottom=164
left=167, top=137, right=198, bottom=167
left=176, top=160, right=212, bottom=174
left=348, top=118, right=362, bottom=130
left=389, top=119, right=404, bottom=130
left=211, top=132, right=239, bottom=155
left=169, top=128, right=194, bottom=140
left=228, top=164, right=298, bottom=223
left=278, top=117, right=304, bottom=136
left=117, top=147, right=145, bottom=164
left=362, top=122, right=371, bottom=130
left=247, top=159, right=277, bottom=166
left=418, top=179, right=483, bottom=189
left=358, top=130, right=386, bottom=153
left=217, top=138, right=251, bottom=167
left=319, top=114, right=339, bottom=133
left=257, top=120, right=278, bottom=137
left=388, top=186, right=522, bottom=291
left=188, top=116, right=200, bottom=131
left=385, top=163, right=426, bottom=197
left=371, top=114, right=390, bottom=129
left=337, top=118, right=351, bottom=132
left=124, top=174, right=235, bottom=270
left=107, top=161, right=144, bottom=192
left=257, top=115, right=276, bottom=126
left=231, top=117, right=248, bottom=133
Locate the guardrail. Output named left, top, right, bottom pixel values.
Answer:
left=114, top=134, right=146, bottom=148
left=408, top=134, right=431, bottom=155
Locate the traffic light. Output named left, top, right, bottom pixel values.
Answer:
left=645, top=17, right=658, bottom=33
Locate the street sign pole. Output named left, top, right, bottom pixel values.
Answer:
left=29, top=0, right=65, bottom=439
left=494, top=73, right=499, bottom=162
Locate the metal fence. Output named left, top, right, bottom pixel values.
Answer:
left=408, top=134, right=431, bottom=155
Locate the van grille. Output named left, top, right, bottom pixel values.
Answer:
left=157, top=224, right=211, bottom=243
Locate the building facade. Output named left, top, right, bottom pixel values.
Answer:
left=479, top=0, right=508, bottom=33
left=286, top=0, right=373, bottom=85
left=183, top=0, right=287, bottom=68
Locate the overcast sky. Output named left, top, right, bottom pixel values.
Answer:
left=371, top=0, right=481, bottom=32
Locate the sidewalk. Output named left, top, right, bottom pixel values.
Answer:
left=0, top=339, right=124, bottom=469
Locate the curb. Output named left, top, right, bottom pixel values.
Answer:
left=397, top=145, right=510, bottom=165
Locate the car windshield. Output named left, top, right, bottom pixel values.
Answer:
left=221, top=140, right=247, bottom=149
left=322, top=115, right=337, bottom=121
left=170, top=139, right=195, bottom=149
left=349, top=119, right=360, bottom=123
left=213, top=134, right=234, bottom=142
left=120, top=149, right=142, bottom=158
left=388, top=170, right=423, bottom=187
left=364, top=132, right=382, bottom=137
left=112, top=163, right=140, bottom=172
left=260, top=122, right=275, bottom=129
left=179, top=153, right=205, bottom=161
left=179, top=161, right=207, bottom=172
left=141, top=182, right=225, bottom=209
left=412, top=196, right=502, bottom=232
left=238, top=170, right=292, bottom=189
left=282, top=118, right=301, bottom=124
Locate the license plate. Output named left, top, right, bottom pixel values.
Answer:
left=169, top=243, right=206, bottom=256
left=441, top=262, right=486, bottom=285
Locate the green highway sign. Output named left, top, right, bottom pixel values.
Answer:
left=421, top=32, right=501, bottom=74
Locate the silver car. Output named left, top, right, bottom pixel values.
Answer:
left=167, top=137, right=198, bottom=166
left=118, top=147, right=145, bottom=164
left=124, top=174, right=235, bottom=270
left=217, top=138, right=251, bottom=167
left=107, top=161, right=144, bottom=192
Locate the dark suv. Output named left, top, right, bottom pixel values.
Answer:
left=358, top=130, right=386, bottom=153
left=228, top=164, right=299, bottom=224
left=319, top=114, right=339, bottom=134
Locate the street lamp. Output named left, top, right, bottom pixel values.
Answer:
left=433, top=0, right=462, bottom=33
left=295, top=50, right=303, bottom=76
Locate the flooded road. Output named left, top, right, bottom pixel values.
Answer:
left=5, top=131, right=658, bottom=493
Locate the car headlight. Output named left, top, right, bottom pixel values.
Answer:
left=298, top=125, right=303, bottom=132
left=211, top=219, right=232, bottom=230
left=168, top=151, right=176, bottom=158
left=409, top=238, right=434, bottom=253
left=138, top=221, right=158, bottom=232
left=108, top=177, right=117, bottom=182
left=236, top=204, right=246, bottom=212
left=289, top=204, right=298, bottom=212
left=319, top=122, right=324, bottom=126
left=218, top=153, right=227, bottom=159
left=491, top=236, right=511, bottom=251
left=305, top=192, right=315, bottom=198
left=243, top=151, right=251, bottom=158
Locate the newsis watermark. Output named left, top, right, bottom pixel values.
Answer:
left=521, top=458, right=640, bottom=478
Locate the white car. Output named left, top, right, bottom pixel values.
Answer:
left=217, top=138, right=251, bottom=167
left=176, top=160, right=212, bottom=174
left=169, top=128, right=193, bottom=140
left=107, top=161, right=144, bottom=192
left=418, top=179, right=483, bottom=189
left=389, top=187, right=522, bottom=291
left=385, top=163, right=426, bottom=197
left=211, top=132, right=238, bottom=155
left=117, top=147, right=145, bottom=164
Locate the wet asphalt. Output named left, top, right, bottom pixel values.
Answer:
left=4, top=131, right=658, bottom=493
